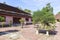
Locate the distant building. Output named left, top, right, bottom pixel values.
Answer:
left=55, top=13, right=60, bottom=21
left=0, top=3, right=32, bottom=25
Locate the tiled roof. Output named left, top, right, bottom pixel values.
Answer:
left=0, top=3, right=31, bottom=18
left=0, top=3, right=31, bottom=14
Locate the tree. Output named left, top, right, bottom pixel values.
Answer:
left=0, top=16, right=5, bottom=27
left=0, top=16, right=5, bottom=22
left=41, top=3, right=55, bottom=26
left=33, top=3, right=55, bottom=35
left=24, top=9, right=31, bottom=13
left=33, top=10, right=44, bottom=23
left=19, top=18, right=25, bottom=28
left=56, top=11, right=60, bottom=15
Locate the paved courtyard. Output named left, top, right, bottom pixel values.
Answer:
left=0, top=22, right=60, bottom=40
left=0, top=25, right=38, bottom=40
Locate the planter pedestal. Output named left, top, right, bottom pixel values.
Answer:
left=36, top=30, right=38, bottom=34
left=46, top=31, right=49, bottom=35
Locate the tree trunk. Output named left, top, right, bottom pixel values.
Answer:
left=21, top=23, right=24, bottom=28
left=21, top=24, right=23, bottom=28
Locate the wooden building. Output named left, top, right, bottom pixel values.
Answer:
left=0, top=3, right=32, bottom=25
left=55, top=13, right=60, bottom=21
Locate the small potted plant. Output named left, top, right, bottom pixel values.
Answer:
left=19, top=18, right=25, bottom=28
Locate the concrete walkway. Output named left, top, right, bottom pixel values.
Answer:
left=53, top=22, right=60, bottom=40
left=21, top=25, right=38, bottom=40
left=0, top=25, right=38, bottom=40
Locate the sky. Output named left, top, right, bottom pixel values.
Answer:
left=0, top=0, right=60, bottom=15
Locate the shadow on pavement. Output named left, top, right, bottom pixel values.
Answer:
left=0, top=30, right=19, bottom=36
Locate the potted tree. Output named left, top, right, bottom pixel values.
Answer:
left=32, top=3, right=56, bottom=35
left=19, top=18, right=25, bottom=28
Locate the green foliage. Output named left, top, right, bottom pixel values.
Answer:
left=0, top=16, right=5, bottom=22
left=0, top=16, right=5, bottom=27
left=19, top=18, right=25, bottom=28
left=24, top=9, right=31, bottom=13
left=19, top=18, right=24, bottom=24
left=58, top=12, right=60, bottom=14
left=41, top=3, right=55, bottom=24
left=33, top=10, right=42, bottom=24
left=33, top=3, right=55, bottom=30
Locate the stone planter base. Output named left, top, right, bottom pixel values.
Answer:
left=36, top=30, right=38, bottom=34
left=38, top=29, right=57, bottom=35
left=46, top=31, right=49, bottom=35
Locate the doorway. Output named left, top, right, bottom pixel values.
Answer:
left=13, top=17, right=21, bottom=24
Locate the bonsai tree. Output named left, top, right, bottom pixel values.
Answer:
left=41, top=3, right=55, bottom=35
left=33, top=3, right=55, bottom=35
left=19, top=18, right=25, bottom=28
